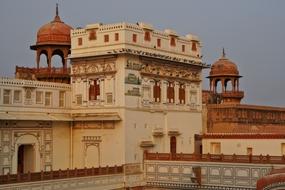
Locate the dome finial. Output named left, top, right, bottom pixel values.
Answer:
left=222, top=47, right=226, bottom=58
left=56, top=3, right=59, bottom=17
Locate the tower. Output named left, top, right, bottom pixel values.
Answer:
left=16, top=4, right=73, bottom=83
left=206, top=49, right=244, bottom=104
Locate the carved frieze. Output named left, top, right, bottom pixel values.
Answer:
left=72, top=60, right=116, bottom=76
left=140, top=59, right=201, bottom=82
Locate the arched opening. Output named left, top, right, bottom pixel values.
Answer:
left=39, top=50, right=48, bottom=68
left=85, top=145, right=100, bottom=168
left=225, top=79, right=233, bottom=92
left=17, top=144, right=35, bottom=173
left=215, top=79, right=222, bottom=93
left=51, top=49, right=64, bottom=68
left=170, top=136, right=177, bottom=154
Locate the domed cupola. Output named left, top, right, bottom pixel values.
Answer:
left=207, top=49, right=244, bottom=104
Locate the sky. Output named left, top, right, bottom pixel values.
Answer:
left=0, top=0, right=285, bottom=107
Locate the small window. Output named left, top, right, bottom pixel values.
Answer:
left=282, top=143, right=285, bottom=155
left=210, top=142, right=221, bottom=154
left=144, top=31, right=151, bottom=41
left=25, top=89, right=32, bottom=100
left=106, top=93, right=113, bottom=104
left=157, top=39, right=161, bottom=47
left=115, top=33, right=119, bottom=41
left=45, top=92, right=52, bottom=106
left=59, top=91, right=65, bottom=107
left=14, top=90, right=22, bottom=103
left=89, top=29, right=96, bottom=40
left=78, top=38, right=83, bottom=46
left=132, top=34, right=137, bottom=43
left=170, top=37, right=176, bottom=46
left=192, top=41, right=197, bottom=51
left=182, top=45, right=185, bottom=52
left=76, top=95, right=82, bottom=105
left=104, top=34, right=109, bottom=42
left=36, top=91, right=43, bottom=104
left=3, top=89, right=11, bottom=104
left=247, top=147, right=253, bottom=155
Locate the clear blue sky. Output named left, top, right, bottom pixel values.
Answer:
left=0, top=0, right=285, bottom=106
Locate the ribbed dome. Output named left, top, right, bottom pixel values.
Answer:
left=36, top=14, right=72, bottom=45
left=209, top=51, right=239, bottom=77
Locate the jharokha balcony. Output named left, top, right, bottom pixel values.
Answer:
left=15, top=66, right=71, bottom=84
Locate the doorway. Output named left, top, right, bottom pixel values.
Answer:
left=17, top=144, right=35, bottom=173
left=170, top=136, right=177, bottom=154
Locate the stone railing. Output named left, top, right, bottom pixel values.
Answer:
left=144, top=152, right=285, bottom=164
left=0, top=165, right=123, bottom=185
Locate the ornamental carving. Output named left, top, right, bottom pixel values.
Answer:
left=72, top=61, right=116, bottom=76
left=140, top=62, right=200, bottom=82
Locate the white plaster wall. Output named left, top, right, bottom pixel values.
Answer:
left=202, top=138, right=285, bottom=156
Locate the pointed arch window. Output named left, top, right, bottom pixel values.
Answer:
left=144, top=31, right=151, bottom=41
left=192, top=41, right=197, bottom=51
left=89, top=29, right=97, bottom=40
left=179, top=84, right=185, bottom=104
left=89, top=79, right=100, bottom=100
left=170, top=37, right=176, bottom=47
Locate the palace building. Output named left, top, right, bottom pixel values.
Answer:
left=0, top=6, right=207, bottom=176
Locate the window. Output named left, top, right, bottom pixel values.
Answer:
left=78, top=38, right=83, bottom=46
left=210, top=142, right=221, bottom=154
left=3, top=89, right=11, bottom=104
left=104, top=34, right=109, bottom=42
left=182, top=45, right=185, bottom=52
left=179, top=84, right=185, bottom=104
left=76, top=95, right=82, bottom=105
left=89, top=29, right=96, bottom=40
left=144, top=31, right=151, bottom=41
left=45, top=92, right=52, bottom=106
left=247, top=147, right=253, bottom=155
left=36, top=91, right=43, bottom=104
left=192, top=41, right=197, bottom=51
left=25, top=89, right=32, bottom=100
left=59, top=91, right=65, bottom=107
left=106, top=93, right=113, bottom=104
left=14, top=90, right=22, bottom=103
left=89, top=79, right=100, bottom=100
left=153, top=81, right=161, bottom=102
left=132, top=34, right=137, bottom=43
left=115, top=33, right=119, bottom=41
left=167, top=82, right=175, bottom=103
left=170, top=37, right=176, bottom=46
left=282, top=143, right=285, bottom=155
left=157, top=38, right=161, bottom=47
left=190, top=91, right=197, bottom=106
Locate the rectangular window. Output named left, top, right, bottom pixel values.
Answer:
left=89, top=29, right=96, bottom=40
left=36, top=91, right=43, bottom=104
left=170, top=37, right=176, bottom=46
left=106, top=93, right=113, bottom=104
left=14, top=90, right=22, bottom=103
left=210, top=142, right=221, bottom=154
left=104, top=34, right=109, bottom=42
left=78, top=38, right=83, bottom=46
left=167, top=82, right=175, bottom=103
left=76, top=95, right=82, bottom=105
left=247, top=147, right=253, bottom=155
left=157, top=38, right=161, bottom=47
left=282, top=143, right=285, bottom=155
left=132, top=34, right=137, bottom=43
left=89, top=79, right=100, bottom=101
left=3, top=89, right=11, bottom=104
left=153, top=81, right=161, bottom=102
left=59, top=91, right=65, bottom=107
left=115, top=33, right=119, bottom=41
left=144, top=31, right=151, bottom=41
left=179, top=84, right=185, bottom=104
left=45, top=92, right=52, bottom=106
left=192, top=41, right=197, bottom=51
left=182, top=45, right=185, bottom=52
